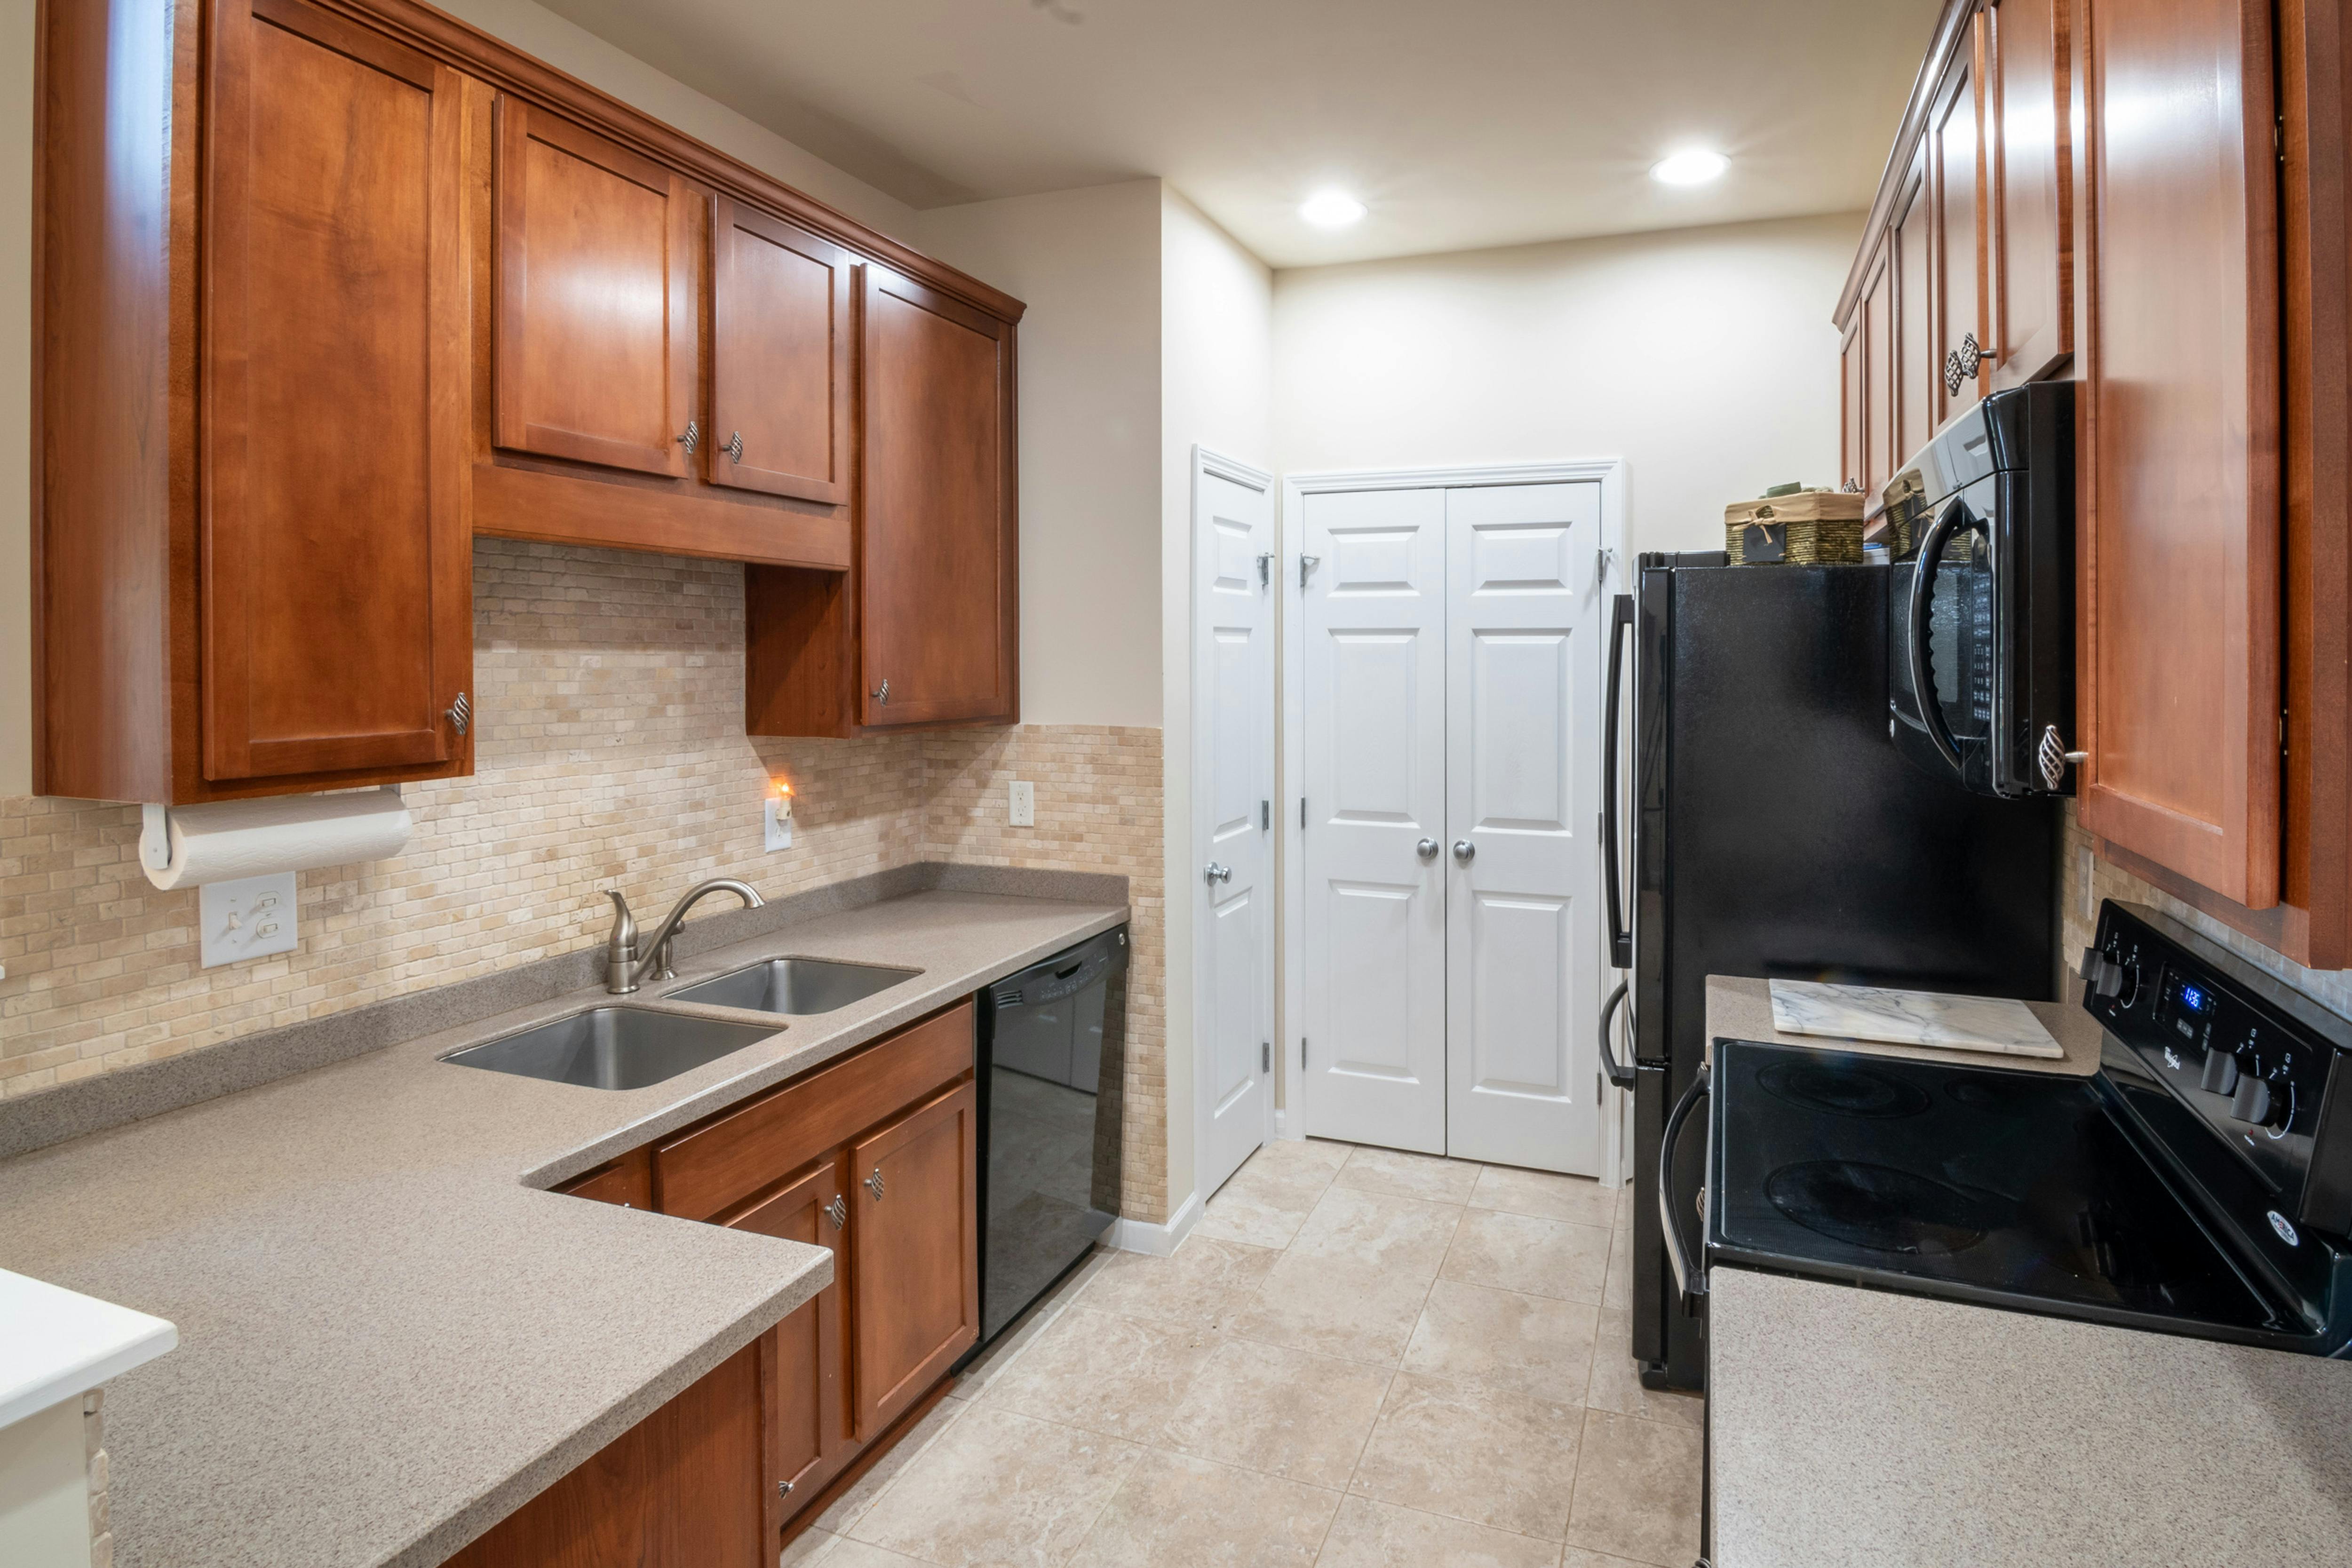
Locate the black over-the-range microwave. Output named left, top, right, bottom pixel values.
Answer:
left=1884, top=379, right=2076, bottom=799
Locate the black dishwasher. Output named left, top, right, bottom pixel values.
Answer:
left=974, top=925, right=1128, bottom=1344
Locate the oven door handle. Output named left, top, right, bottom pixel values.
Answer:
left=1906, top=500, right=1971, bottom=774
left=1602, top=592, right=1635, bottom=970
left=1658, top=1063, right=1711, bottom=1316
left=1597, top=979, right=1637, bottom=1091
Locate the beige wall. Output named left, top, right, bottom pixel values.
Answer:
left=1160, top=188, right=1275, bottom=1213
left=1272, top=211, right=1863, bottom=557
left=908, top=180, right=1164, bottom=730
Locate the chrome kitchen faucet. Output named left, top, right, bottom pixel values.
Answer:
left=604, top=879, right=765, bottom=994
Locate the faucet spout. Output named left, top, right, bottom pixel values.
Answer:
left=606, top=878, right=765, bottom=995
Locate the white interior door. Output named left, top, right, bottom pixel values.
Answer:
left=1194, top=455, right=1277, bottom=1200
left=1300, top=487, right=1449, bottom=1154
left=1443, top=482, right=1604, bottom=1173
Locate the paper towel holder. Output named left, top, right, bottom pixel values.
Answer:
left=139, top=785, right=405, bottom=876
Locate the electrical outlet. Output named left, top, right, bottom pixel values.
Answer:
left=1009, top=780, right=1035, bottom=827
left=199, top=873, right=298, bottom=969
left=764, top=796, right=793, bottom=852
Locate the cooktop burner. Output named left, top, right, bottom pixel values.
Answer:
left=1755, top=1057, right=1931, bottom=1119
left=1764, top=1160, right=2004, bottom=1256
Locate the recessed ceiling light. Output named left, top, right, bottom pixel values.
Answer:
left=1651, top=150, right=1730, bottom=186
left=1300, top=191, right=1368, bottom=228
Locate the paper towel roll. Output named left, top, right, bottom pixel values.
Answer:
left=139, top=790, right=413, bottom=891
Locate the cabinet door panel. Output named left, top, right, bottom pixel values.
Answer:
left=201, top=0, right=470, bottom=781
left=1894, top=155, right=1935, bottom=465
left=495, top=97, right=696, bottom=477
left=2076, top=0, right=2280, bottom=906
left=1840, top=317, right=1866, bottom=493
left=849, top=1079, right=977, bottom=1438
left=1861, top=249, right=1895, bottom=495
left=710, top=199, right=852, bottom=504
left=860, top=267, right=1017, bottom=727
left=1931, top=24, right=1987, bottom=424
left=1990, top=0, right=2074, bottom=384
left=723, top=1158, right=849, bottom=1510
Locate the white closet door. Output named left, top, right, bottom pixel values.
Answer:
left=1443, top=482, right=1604, bottom=1173
left=1195, top=461, right=1278, bottom=1200
left=1300, top=487, right=1449, bottom=1154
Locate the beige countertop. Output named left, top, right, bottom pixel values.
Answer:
left=0, top=888, right=1124, bottom=1568
left=1709, top=1267, right=2352, bottom=1567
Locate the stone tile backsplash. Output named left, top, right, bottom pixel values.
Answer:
left=0, top=540, right=1172, bottom=1219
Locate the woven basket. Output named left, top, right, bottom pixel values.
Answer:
left=1725, top=489, right=1867, bottom=565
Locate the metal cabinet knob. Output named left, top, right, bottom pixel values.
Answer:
left=445, top=691, right=471, bottom=735
left=724, top=430, right=744, bottom=463
left=865, top=1168, right=886, bottom=1201
left=1416, top=838, right=1439, bottom=860
left=779, top=1480, right=793, bottom=1497
left=676, top=420, right=699, bottom=453
left=1942, top=331, right=1985, bottom=395
left=871, top=677, right=890, bottom=706
left=824, top=1195, right=847, bottom=1230
left=1452, top=839, right=1476, bottom=863
left=1204, top=862, right=1232, bottom=885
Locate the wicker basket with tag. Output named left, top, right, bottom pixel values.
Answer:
left=1725, top=487, right=1867, bottom=565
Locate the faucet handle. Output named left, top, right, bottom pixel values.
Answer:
left=605, top=889, right=637, bottom=947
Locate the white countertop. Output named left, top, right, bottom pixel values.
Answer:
left=0, top=1267, right=176, bottom=1429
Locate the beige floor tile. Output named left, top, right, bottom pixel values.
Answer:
left=1583, top=1309, right=1702, bottom=1429
left=1160, top=1336, right=1393, bottom=1488
left=955, top=1279, right=1090, bottom=1402
left=1329, top=1146, right=1482, bottom=1204
left=1600, top=1218, right=1635, bottom=1313
left=1562, top=1410, right=1703, bottom=1568
left=1227, top=1251, right=1435, bottom=1366
left=1068, top=1450, right=1341, bottom=1568
left=1563, top=1552, right=1655, bottom=1568
left=814, top=1396, right=969, bottom=1535
left=823, top=1542, right=940, bottom=1568
left=1469, top=1165, right=1620, bottom=1229
left=850, top=1403, right=1143, bottom=1568
left=781, top=1527, right=845, bottom=1566
left=1402, top=1280, right=1600, bottom=1401
left=1287, top=1185, right=1463, bottom=1278
left=1613, top=1182, right=1636, bottom=1231
left=1315, top=1496, right=1563, bottom=1568
left=1258, top=1137, right=1358, bottom=1177
left=1077, top=1237, right=1280, bottom=1332
left=977, top=1305, right=1214, bottom=1441
left=1442, top=1210, right=1612, bottom=1304
left=1348, top=1371, right=1581, bottom=1541
left=1196, top=1151, right=1346, bottom=1250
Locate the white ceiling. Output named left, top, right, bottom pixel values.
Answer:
left=533, top=0, right=1942, bottom=268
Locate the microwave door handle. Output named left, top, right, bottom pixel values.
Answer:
left=1603, top=592, right=1635, bottom=969
left=1907, top=502, right=1970, bottom=773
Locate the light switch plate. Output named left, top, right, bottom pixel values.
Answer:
left=199, top=873, right=298, bottom=969
left=1009, top=780, right=1035, bottom=827
left=764, top=796, right=793, bottom=852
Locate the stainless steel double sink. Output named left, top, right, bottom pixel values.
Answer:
left=440, top=957, right=921, bottom=1090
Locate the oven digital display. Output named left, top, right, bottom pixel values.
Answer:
left=2179, top=982, right=2212, bottom=1015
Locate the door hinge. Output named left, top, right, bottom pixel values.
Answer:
left=2283, top=708, right=2290, bottom=757
left=1299, top=554, right=1320, bottom=591
left=1301, top=1036, right=1309, bottom=1069
left=1257, top=551, right=1274, bottom=588
left=1300, top=797, right=1307, bottom=830
left=1262, top=798, right=1271, bottom=831
left=1262, top=1040, right=1271, bottom=1073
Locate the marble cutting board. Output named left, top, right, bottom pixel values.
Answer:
left=1767, top=979, right=2065, bottom=1060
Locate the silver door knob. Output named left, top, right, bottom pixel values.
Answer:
left=1204, top=862, right=1232, bottom=885
left=1452, top=840, right=1475, bottom=863
left=1416, top=838, right=1440, bottom=860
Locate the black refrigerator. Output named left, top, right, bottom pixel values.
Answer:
left=1612, top=555, right=2057, bottom=1390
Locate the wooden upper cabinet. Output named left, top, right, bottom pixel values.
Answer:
left=859, top=268, right=1019, bottom=728
left=1893, top=150, right=1937, bottom=466
left=203, top=0, right=472, bottom=783
left=1929, top=16, right=1989, bottom=425
left=709, top=199, right=855, bottom=505
left=1988, top=0, right=2075, bottom=385
left=1840, top=317, right=1867, bottom=492
left=493, top=97, right=697, bottom=477
left=1861, top=247, right=1895, bottom=496
left=2075, top=0, right=2280, bottom=907
left=848, top=1079, right=977, bottom=1439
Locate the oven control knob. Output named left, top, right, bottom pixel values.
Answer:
left=2229, top=1074, right=2286, bottom=1129
left=2200, top=1048, right=2241, bottom=1097
left=2081, top=947, right=2131, bottom=1003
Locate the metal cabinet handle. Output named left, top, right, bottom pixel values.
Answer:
left=1204, top=862, right=1232, bottom=885
left=677, top=420, right=699, bottom=453
left=865, top=1168, right=885, bottom=1201
left=1942, top=331, right=1984, bottom=396
left=724, top=430, right=744, bottom=463
left=779, top=1480, right=793, bottom=1497
left=1416, top=838, right=1439, bottom=860
left=824, top=1195, right=847, bottom=1230
left=871, top=677, right=890, bottom=707
left=445, top=691, right=471, bottom=735
left=1452, top=839, right=1475, bottom=863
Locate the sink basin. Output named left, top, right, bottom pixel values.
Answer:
left=667, top=957, right=921, bottom=1016
left=440, top=1008, right=780, bottom=1090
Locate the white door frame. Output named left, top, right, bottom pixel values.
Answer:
left=1279, top=459, right=1631, bottom=1179
left=1191, top=445, right=1279, bottom=1203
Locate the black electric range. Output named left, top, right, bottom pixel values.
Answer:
left=1677, top=900, right=2352, bottom=1356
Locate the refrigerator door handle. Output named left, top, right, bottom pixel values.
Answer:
left=1659, top=1065, right=1711, bottom=1316
left=1598, top=979, right=1637, bottom=1090
left=1603, top=592, right=1636, bottom=969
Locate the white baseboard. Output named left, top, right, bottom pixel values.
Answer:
left=1274, top=1110, right=1302, bottom=1141
left=1110, top=1189, right=1201, bottom=1256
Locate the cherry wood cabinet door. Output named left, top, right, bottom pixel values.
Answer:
left=859, top=266, right=1018, bottom=727
left=1840, top=316, right=1867, bottom=493
left=1989, top=0, right=2075, bottom=385
left=1930, top=16, right=1989, bottom=425
left=494, top=97, right=697, bottom=477
left=709, top=199, right=853, bottom=505
left=848, top=1079, right=978, bottom=1439
left=2075, top=0, right=2281, bottom=907
left=1861, top=247, right=1896, bottom=496
left=200, top=0, right=471, bottom=782
left=1893, top=150, right=1937, bottom=466
left=722, top=1157, right=851, bottom=1512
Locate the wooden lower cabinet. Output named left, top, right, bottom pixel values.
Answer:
left=720, top=1157, right=852, bottom=1504
left=850, top=1081, right=980, bottom=1437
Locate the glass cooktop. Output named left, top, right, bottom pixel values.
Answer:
left=1708, top=1040, right=2299, bottom=1338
